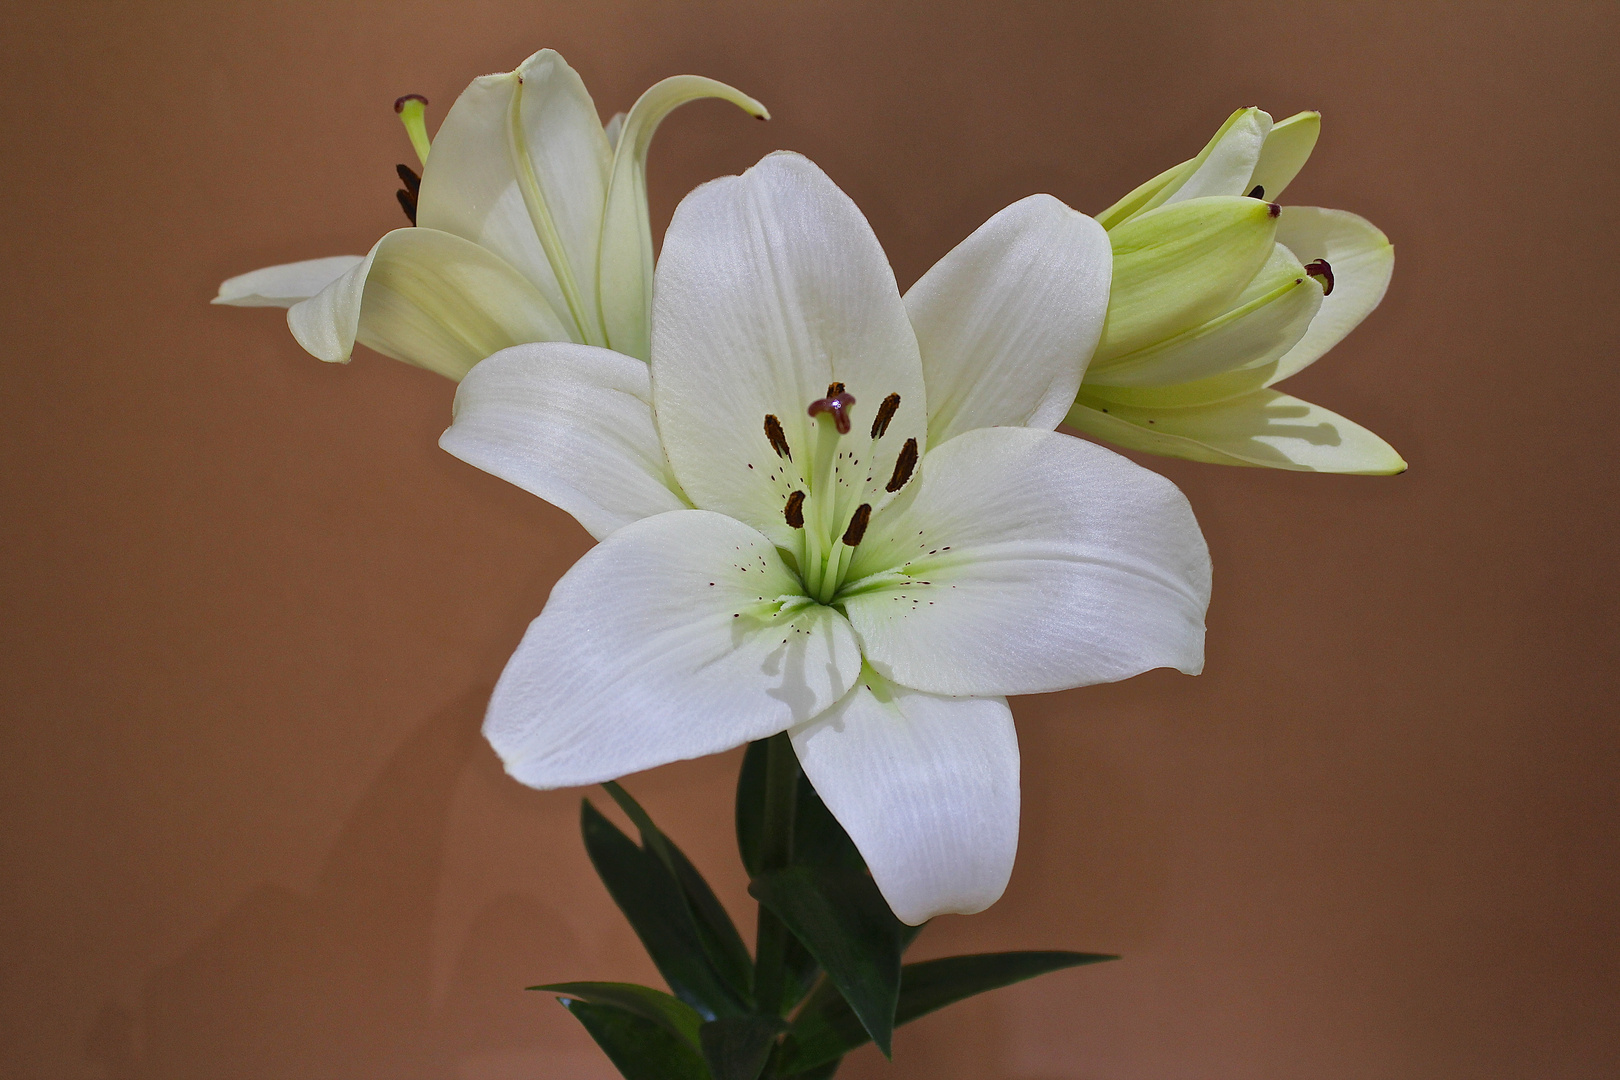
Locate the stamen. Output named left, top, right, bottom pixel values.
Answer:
left=395, top=189, right=417, bottom=225
left=870, top=393, right=901, bottom=439
left=807, top=389, right=856, bottom=435
left=764, top=414, right=792, bottom=460
left=885, top=437, right=918, bottom=492
left=841, top=504, right=872, bottom=546
left=784, top=490, right=805, bottom=529
left=1247, top=185, right=1265, bottom=199
left=1304, top=258, right=1335, bottom=296
left=396, top=163, right=422, bottom=196
left=394, top=94, right=432, bottom=166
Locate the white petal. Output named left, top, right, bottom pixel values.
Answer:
left=416, top=50, right=612, bottom=345
left=1247, top=111, right=1320, bottom=202
left=1268, top=206, right=1395, bottom=383
left=213, top=255, right=364, bottom=308
left=440, top=343, right=688, bottom=540
left=842, top=426, right=1208, bottom=697
left=1066, top=388, right=1407, bottom=474
left=1163, top=107, right=1272, bottom=204
left=597, top=75, right=769, bottom=361
left=487, top=510, right=862, bottom=789
left=286, top=227, right=570, bottom=380
left=792, top=682, right=1019, bottom=925
left=651, top=151, right=926, bottom=546
left=904, top=195, right=1111, bottom=445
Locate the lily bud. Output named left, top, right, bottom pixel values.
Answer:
left=1068, top=109, right=1402, bottom=475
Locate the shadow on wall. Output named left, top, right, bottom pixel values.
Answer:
left=83, top=689, right=588, bottom=1080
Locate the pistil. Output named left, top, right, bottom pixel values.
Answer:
left=394, top=94, right=432, bottom=166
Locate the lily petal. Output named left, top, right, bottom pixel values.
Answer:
left=597, top=75, right=769, bottom=361
left=486, top=510, right=862, bottom=790
left=1247, top=111, right=1320, bottom=203
left=904, top=194, right=1111, bottom=445
left=651, top=151, right=926, bottom=547
left=1086, top=242, right=1321, bottom=388
left=792, top=680, right=1019, bottom=925
left=1268, top=206, right=1395, bottom=384
left=1066, top=387, right=1406, bottom=474
left=842, top=426, right=1208, bottom=697
left=440, top=342, right=688, bottom=540
left=417, top=49, right=612, bottom=345
left=287, top=227, right=570, bottom=380
left=213, top=255, right=364, bottom=308
left=1162, top=107, right=1272, bottom=204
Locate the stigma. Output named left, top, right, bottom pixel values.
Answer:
left=1304, top=258, right=1335, bottom=295
left=807, top=383, right=855, bottom=434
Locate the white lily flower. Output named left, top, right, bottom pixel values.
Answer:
left=1070, top=108, right=1404, bottom=475
left=212, top=49, right=766, bottom=379
left=439, top=152, right=1211, bottom=925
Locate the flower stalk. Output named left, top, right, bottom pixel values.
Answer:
left=751, top=732, right=800, bottom=1017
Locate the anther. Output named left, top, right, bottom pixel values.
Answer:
left=1304, top=258, right=1335, bottom=296
left=396, top=163, right=422, bottom=196
left=885, top=437, right=918, bottom=492
left=807, top=389, right=856, bottom=435
left=764, top=414, right=792, bottom=460
left=784, top=490, right=806, bottom=529
left=1247, top=185, right=1265, bottom=200
left=841, top=504, right=872, bottom=546
left=394, top=94, right=432, bottom=167
left=395, top=189, right=417, bottom=225
left=870, top=393, right=901, bottom=439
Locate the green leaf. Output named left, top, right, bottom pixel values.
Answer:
left=781, top=950, right=1116, bottom=1072
left=604, top=782, right=755, bottom=1002
left=749, top=867, right=902, bottom=1057
left=560, top=999, right=713, bottom=1080
left=780, top=1060, right=842, bottom=1080
left=737, top=742, right=865, bottom=875
left=698, top=1015, right=787, bottom=1080
left=581, top=799, right=749, bottom=1019
left=736, top=740, right=770, bottom=877
left=533, top=981, right=704, bottom=1051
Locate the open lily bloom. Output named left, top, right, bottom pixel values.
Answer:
left=212, top=49, right=766, bottom=378
left=1069, top=108, right=1403, bottom=474
left=440, top=152, right=1211, bottom=925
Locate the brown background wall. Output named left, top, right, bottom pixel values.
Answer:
left=2, top=2, right=1615, bottom=1077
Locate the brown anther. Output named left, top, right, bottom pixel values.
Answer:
left=784, top=490, right=806, bottom=529
left=394, top=93, right=429, bottom=113
left=396, top=163, right=421, bottom=195
left=764, top=414, right=792, bottom=460
left=1247, top=185, right=1265, bottom=200
left=1304, top=258, right=1335, bottom=296
left=395, top=189, right=417, bottom=225
left=885, top=437, right=918, bottom=492
left=841, top=504, right=872, bottom=546
left=870, top=393, right=901, bottom=439
left=808, top=390, right=856, bottom=435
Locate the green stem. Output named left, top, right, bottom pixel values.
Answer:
left=752, top=732, right=799, bottom=1015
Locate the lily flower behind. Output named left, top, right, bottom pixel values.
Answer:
left=1069, top=108, right=1404, bottom=474
left=212, top=49, right=766, bottom=378
left=440, top=152, right=1211, bottom=925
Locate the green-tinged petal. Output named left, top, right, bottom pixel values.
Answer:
left=1248, top=111, right=1320, bottom=202
left=416, top=50, right=612, bottom=344
left=286, top=227, right=569, bottom=380
left=212, top=255, right=363, bottom=308
left=1086, top=242, right=1321, bottom=388
left=598, top=74, right=768, bottom=361
left=1161, top=107, right=1272, bottom=204
left=1094, top=196, right=1278, bottom=363
left=1066, top=388, right=1406, bottom=474
left=1095, top=159, right=1192, bottom=231
left=1269, top=206, right=1394, bottom=383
